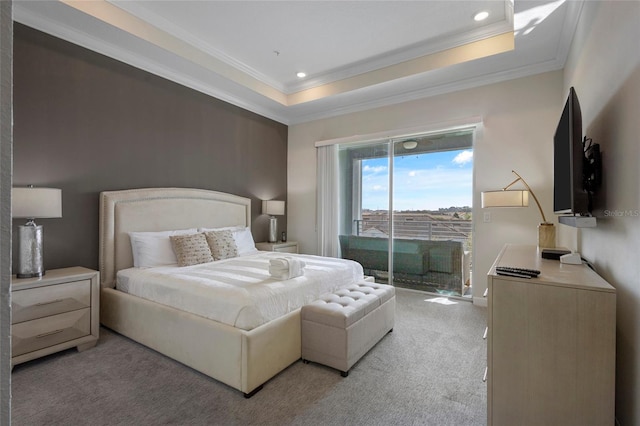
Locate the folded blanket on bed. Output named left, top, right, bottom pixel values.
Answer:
left=268, top=257, right=306, bottom=280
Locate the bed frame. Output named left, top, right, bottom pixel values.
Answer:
left=99, top=187, right=301, bottom=397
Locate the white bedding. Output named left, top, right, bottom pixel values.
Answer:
left=116, top=252, right=364, bottom=330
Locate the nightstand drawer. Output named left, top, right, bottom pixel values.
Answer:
left=12, top=308, right=91, bottom=357
left=12, top=279, right=91, bottom=324
left=256, top=241, right=299, bottom=253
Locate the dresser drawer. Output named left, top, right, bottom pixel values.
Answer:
left=12, top=279, right=91, bottom=324
left=274, top=245, right=298, bottom=254
left=12, top=308, right=91, bottom=357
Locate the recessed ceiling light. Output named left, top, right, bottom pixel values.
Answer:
left=296, top=72, right=307, bottom=78
left=474, top=11, right=489, bottom=21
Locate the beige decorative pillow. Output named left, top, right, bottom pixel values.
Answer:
left=205, top=230, right=239, bottom=260
left=170, top=233, right=214, bottom=267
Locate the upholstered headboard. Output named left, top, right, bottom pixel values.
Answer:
left=99, top=187, right=251, bottom=288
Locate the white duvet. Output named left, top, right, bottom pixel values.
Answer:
left=116, top=252, right=364, bottom=331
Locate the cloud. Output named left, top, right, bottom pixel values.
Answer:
left=360, top=148, right=473, bottom=210
left=452, top=150, right=473, bottom=166
left=363, top=165, right=387, bottom=173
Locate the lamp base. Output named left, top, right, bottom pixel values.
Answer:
left=538, top=223, right=556, bottom=249
left=17, top=224, right=45, bottom=278
left=16, top=271, right=45, bottom=279
left=268, top=216, right=278, bottom=243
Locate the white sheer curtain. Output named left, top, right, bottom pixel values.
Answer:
left=316, top=144, right=340, bottom=257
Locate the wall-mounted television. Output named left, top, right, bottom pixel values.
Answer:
left=553, top=87, right=601, bottom=218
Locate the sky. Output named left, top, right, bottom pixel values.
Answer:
left=361, top=149, right=473, bottom=211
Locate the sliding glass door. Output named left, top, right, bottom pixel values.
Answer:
left=337, top=130, right=474, bottom=297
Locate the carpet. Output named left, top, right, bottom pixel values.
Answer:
left=11, top=289, right=487, bottom=425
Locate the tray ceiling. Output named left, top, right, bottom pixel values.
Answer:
left=14, top=0, right=582, bottom=124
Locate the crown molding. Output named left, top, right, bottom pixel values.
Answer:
left=553, top=0, right=584, bottom=66
left=286, top=19, right=514, bottom=94
left=287, top=58, right=565, bottom=125
left=110, top=0, right=514, bottom=95
left=106, top=0, right=288, bottom=94
left=13, top=0, right=579, bottom=126
left=13, top=2, right=290, bottom=124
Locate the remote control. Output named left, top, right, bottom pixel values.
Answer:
left=496, top=266, right=541, bottom=277
left=496, top=270, right=533, bottom=279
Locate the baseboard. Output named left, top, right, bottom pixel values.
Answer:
left=473, top=296, right=487, bottom=307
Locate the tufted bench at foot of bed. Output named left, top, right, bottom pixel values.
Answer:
left=301, top=282, right=395, bottom=377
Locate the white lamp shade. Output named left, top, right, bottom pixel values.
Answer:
left=481, top=190, right=529, bottom=208
left=12, top=187, right=62, bottom=219
left=262, top=200, right=285, bottom=216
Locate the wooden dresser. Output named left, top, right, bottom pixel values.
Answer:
left=486, top=244, right=616, bottom=425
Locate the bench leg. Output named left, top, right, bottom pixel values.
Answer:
left=341, top=370, right=349, bottom=377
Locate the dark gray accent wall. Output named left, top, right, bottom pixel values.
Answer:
left=12, top=24, right=288, bottom=272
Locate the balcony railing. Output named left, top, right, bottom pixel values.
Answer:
left=354, top=218, right=472, bottom=250
left=348, top=218, right=473, bottom=297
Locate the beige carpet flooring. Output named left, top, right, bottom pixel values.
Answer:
left=11, top=289, right=487, bottom=425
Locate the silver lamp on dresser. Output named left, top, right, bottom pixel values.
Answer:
left=262, top=200, right=285, bottom=243
left=12, top=186, right=62, bottom=278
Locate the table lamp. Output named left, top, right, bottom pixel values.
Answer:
left=481, top=170, right=555, bottom=248
left=262, top=200, right=285, bottom=243
left=12, top=186, right=62, bottom=278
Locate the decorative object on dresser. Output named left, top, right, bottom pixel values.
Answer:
left=486, top=244, right=615, bottom=425
left=11, top=267, right=100, bottom=367
left=12, top=186, right=62, bottom=278
left=481, top=170, right=555, bottom=249
left=262, top=200, right=285, bottom=243
left=255, top=241, right=298, bottom=254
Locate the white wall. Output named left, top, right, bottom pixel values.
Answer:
left=563, top=2, right=640, bottom=425
left=288, top=1, right=639, bottom=421
left=288, top=70, right=563, bottom=301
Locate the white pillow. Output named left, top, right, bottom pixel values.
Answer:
left=234, top=227, right=258, bottom=256
left=198, top=226, right=258, bottom=256
left=129, top=228, right=198, bottom=268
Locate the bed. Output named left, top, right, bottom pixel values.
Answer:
left=99, top=187, right=364, bottom=397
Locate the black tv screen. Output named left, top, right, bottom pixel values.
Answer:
left=553, top=87, right=589, bottom=214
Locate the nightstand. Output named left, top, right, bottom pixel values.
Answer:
left=256, top=241, right=298, bottom=254
left=11, top=267, right=100, bottom=367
